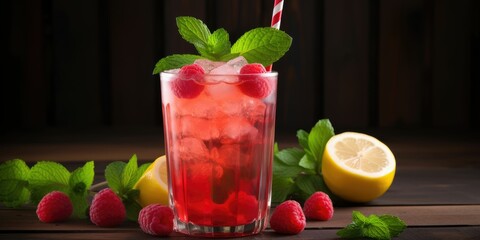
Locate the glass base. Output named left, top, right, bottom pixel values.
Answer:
left=174, top=217, right=268, bottom=238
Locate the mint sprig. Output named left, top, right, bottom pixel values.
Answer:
left=272, top=119, right=335, bottom=203
left=4, top=160, right=95, bottom=218
left=105, top=154, right=151, bottom=221
left=176, top=17, right=232, bottom=60
left=153, top=16, right=292, bottom=74
left=337, top=211, right=407, bottom=240
left=0, top=155, right=151, bottom=221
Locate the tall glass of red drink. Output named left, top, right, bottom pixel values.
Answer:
left=160, top=60, right=277, bottom=237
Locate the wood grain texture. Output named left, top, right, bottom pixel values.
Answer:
left=0, top=132, right=479, bottom=239
left=2, top=205, right=479, bottom=231
left=0, top=228, right=479, bottom=240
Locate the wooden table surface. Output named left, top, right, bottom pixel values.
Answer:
left=1, top=129, right=479, bottom=239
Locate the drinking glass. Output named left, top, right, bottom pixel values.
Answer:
left=160, top=71, right=277, bottom=237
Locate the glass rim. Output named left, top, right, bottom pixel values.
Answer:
left=160, top=71, right=278, bottom=77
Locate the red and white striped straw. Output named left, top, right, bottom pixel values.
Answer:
left=271, top=0, right=284, bottom=30
left=267, top=0, right=284, bottom=72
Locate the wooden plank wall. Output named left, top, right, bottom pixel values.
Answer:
left=1, top=0, right=479, bottom=134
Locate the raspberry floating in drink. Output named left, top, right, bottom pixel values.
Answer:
left=171, top=64, right=205, bottom=99
left=239, top=63, right=272, bottom=99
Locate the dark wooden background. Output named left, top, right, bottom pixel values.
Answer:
left=1, top=0, right=479, bottom=136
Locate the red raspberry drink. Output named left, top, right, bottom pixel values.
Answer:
left=160, top=59, right=277, bottom=237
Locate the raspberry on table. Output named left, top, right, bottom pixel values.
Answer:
left=36, top=191, right=73, bottom=223
left=138, top=204, right=174, bottom=236
left=172, top=64, right=205, bottom=98
left=269, top=200, right=306, bottom=234
left=303, top=191, right=334, bottom=221
left=238, top=63, right=272, bottom=99
left=89, top=188, right=126, bottom=227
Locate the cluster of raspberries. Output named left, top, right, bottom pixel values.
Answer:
left=270, top=191, right=334, bottom=234
left=35, top=189, right=174, bottom=236
left=36, top=190, right=333, bottom=236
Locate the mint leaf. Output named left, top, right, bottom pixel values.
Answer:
left=134, top=163, right=151, bottom=184
left=352, top=210, right=368, bottom=223
left=274, top=142, right=279, bottom=154
left=219, top=52, right=241, bottom=62
left=69, top=161, right=94, bottom=218
left=295, top=174, right=317, bottom=196
left=337, top=211, right=369, bottom=239
left=176, top=16, right=211, bottom=53
left=297, top=129, right=309, bottom=150
left=105, top=161, right=126, bottom=193
left=273, top=160, right=304, bottom=178
left=298, top=152, right=316, bottom=170
left=272, top=176, right=294, bottom=203
left=308, top=119, right=334, bottom=173
left=206, top=28, right=231, bottom=59
left=176, top=17, right=232, bottom=61
left=122, top=154, right=138, bottom=190
left=337, top=223, right=364, bottom=238
left=28, top=161, right=70, bottom=203
left=69, top=192, right=88, bottom=219
left=338, top=211, right=407, bottom=240
left=3, top=188, right=30, bottom=208
left=125, top=199, right=143, bottom=221
left=363, top=215, right=391, bottom=240
left=153, top=54, right=203, bottom=74
left=231, top=27, right=292, bottom=67
left=379, top=215, right=407, bottom=237
left=69, top=161, right=94, bottom=193
left=0, top=159, right=30, bottom=207
left=295, top=174, right=329, bottom=197
left=123, top=189, right=142, bottom=221
left=104, top=155, right=152, bottom=222
left=275, top=148, right=304, bottom=166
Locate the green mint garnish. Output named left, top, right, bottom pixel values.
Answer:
left=25, top=160, right=95, bottom=218
left=28, top=161, right=71, bottom=203
left=231, top=27, right=292, bottom=67
left=308, top=119, right=335, bottom=173
left=105, top=154, right=151, bottom=221
left=176, top=16, right=232, bottom=60
left=272, top=119, right=335, bottom=203
left=0, top=159, right=30, bottom=207
left=153, top=16, right=292, bottom=74
left=154, top=54, right=204, bottom=75
left=68, top=161, right=94, bottom=218
left=337, top=211, right=407, bottom=240
left=379, top=215, right=408, bottom=238
left=0, top=155, right=151, bottom=221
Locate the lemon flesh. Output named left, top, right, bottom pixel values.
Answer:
left=133, top=155, right=169, bottom=207
left=322, top=132, right=396, bottom=202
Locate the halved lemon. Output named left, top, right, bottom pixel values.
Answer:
left=322, top=132, right=396, bottom=202
left=133, top=155, right=169, bottom=207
